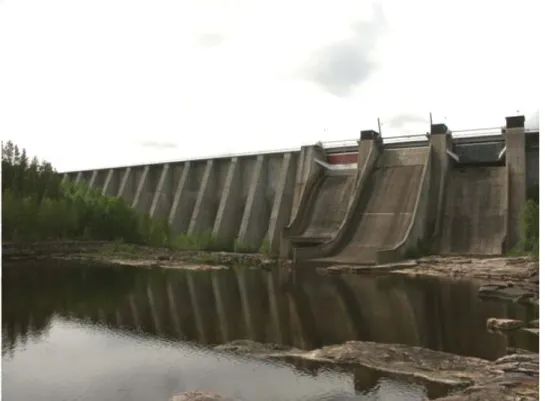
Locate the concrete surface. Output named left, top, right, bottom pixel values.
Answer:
left=289, top=172, right=356, bottom=245
left=293, top=146, right=428, bottom=265
left=64, top=151, right=300, bottom=255
left=437, top=166, right=508, bottom=256
left=325, top=147, right=427, bottom=264
left=61, top=118, right=536, bottom=258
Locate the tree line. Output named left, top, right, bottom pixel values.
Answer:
left=1, top=141, right=171, bottom=245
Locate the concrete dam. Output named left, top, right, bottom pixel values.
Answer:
left=62, top=115, right=538, bottom=263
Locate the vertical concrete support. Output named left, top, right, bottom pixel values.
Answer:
left=61, top=173, right=68, bottom=184
left=290, top=145, right=325, bottom=219
left=237, top=155, right=267, bottom=249
left=505, top=115, right=527, bottom=249
left=117, top=167, right=132, bottom=199
left=88, top=170, right=99, bottom=189
left=188, top=159, right=216, bottom=235
left=132, top=165, right=150, bottom=212
left=212, top=157, right=241, bottom=243
left=102, top=169, right=114, bottom=196
left=150, top=164, right=170, bottom=218
left=74, top=171, right=83, bottom=185
left=169, top=162, right=192, bottom=234
left=267, top=152, right=296, bottom=256
left=429, top=123, right=452, bottom=238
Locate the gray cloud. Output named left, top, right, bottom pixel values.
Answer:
left=197, top=33, right=227, bottom=48
left=526, top=110, right=539, bottom=130
left=301, top=4, right=386, bottom=97
left=387, top=113, right=429, bottom=129
left=140, top=141, right=178, bottom=149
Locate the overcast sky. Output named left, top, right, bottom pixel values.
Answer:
left=0, top=0, right=540, bottom=172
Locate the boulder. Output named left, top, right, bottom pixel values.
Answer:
left=486, top=318, right=524, bottom=331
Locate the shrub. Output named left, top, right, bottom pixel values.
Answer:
left=1, top=140, right=172, bottom=247
left=518, top=199, right=539, bottom=260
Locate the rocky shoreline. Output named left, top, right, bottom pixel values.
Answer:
left=1, top=240, right=288, bottom=270
left=320, top=256, right=539, bottom=306
left=171, top=339, right=539, bottom=401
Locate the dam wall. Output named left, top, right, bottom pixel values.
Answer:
left=62, top=115, right=538, bottom=261
left=63, top=150, right=307, bottom=254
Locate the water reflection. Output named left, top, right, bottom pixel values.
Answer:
left=2, top=260, right=537, bottom=359
left=2, top=259, right=539, bottom=400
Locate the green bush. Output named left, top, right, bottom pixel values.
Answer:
left=1, top=140, right=173, bottom=247
left=518, top=199, right=539, bottom=260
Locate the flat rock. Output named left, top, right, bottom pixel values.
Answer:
left=479, top=285, right=534, bottom=302
left=169, top=391, right=236, bottom=401
left=486, top=318, right=524, bottom=331
left=214, top=339, right=298, bottom=356
left=214, top=339, right=539, bottom=400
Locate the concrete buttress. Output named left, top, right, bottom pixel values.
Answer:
left=188, top=159, right=216, bottom=235
left=213, top=157, right=242, bottom=244
left=237, top=155, right=268, bottom=249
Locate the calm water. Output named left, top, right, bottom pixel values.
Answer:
left=2, top=259, right=538, bottom=401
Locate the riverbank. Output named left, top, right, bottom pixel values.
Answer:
left=1, top=240, right=289, bottom=270
left=2, top=241, right=539, bottom=305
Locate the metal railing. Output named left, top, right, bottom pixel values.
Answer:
left=61, top=126, right=539, bottom=173
left=450, top=127, right=503, bottom=138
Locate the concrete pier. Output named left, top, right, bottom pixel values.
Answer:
left=505, top=116, right=527, bottom=249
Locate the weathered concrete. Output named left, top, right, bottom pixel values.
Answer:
left=505, top=116, right=527, bottom=249
left=437, top=166, right=508, bottom=255
left=267, top=153, right=296, bottom=256
left=212, top=158, right=241, bottom=244
left=117, top=167, right=133, bottom=201
left=376, top=145, right=432, bottom=263
left=168, top=162, right=193, bottom=234
left=294, top=132, right=382, bottom=261
left=188, top=160, right=217, bottom=235
left=149, top=164, right=170, bottom=218
left=428, top=124, right=452, bottom=239
left=237, top=155, right=268, bottom=249
left=290, top=145, right=326, bottom=220
left=132, top=165, right=150, bottom=212
left=60, top=115, right=537, bottom=257
left=297, top=144, right=428, bottom=264
left=101, top=169, right=115, bottom=196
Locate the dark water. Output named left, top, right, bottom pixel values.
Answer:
left=2, top=260, right=538, bottom=401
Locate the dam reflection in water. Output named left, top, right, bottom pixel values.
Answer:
left=2, top=260, right=538, bottom=401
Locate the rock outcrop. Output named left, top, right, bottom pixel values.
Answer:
left=213, top=339, right=539, bottom=400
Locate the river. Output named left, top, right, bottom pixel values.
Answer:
left=1, top=259, right=538, bottom=400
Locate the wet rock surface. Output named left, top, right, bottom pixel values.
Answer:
left=169, top=391, right=236, bottom=401
left=486, top=318, right=524, bottom=331
left=214, top=339, right=539, bottom=400
left=322, top=256, right=539, bottom=305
